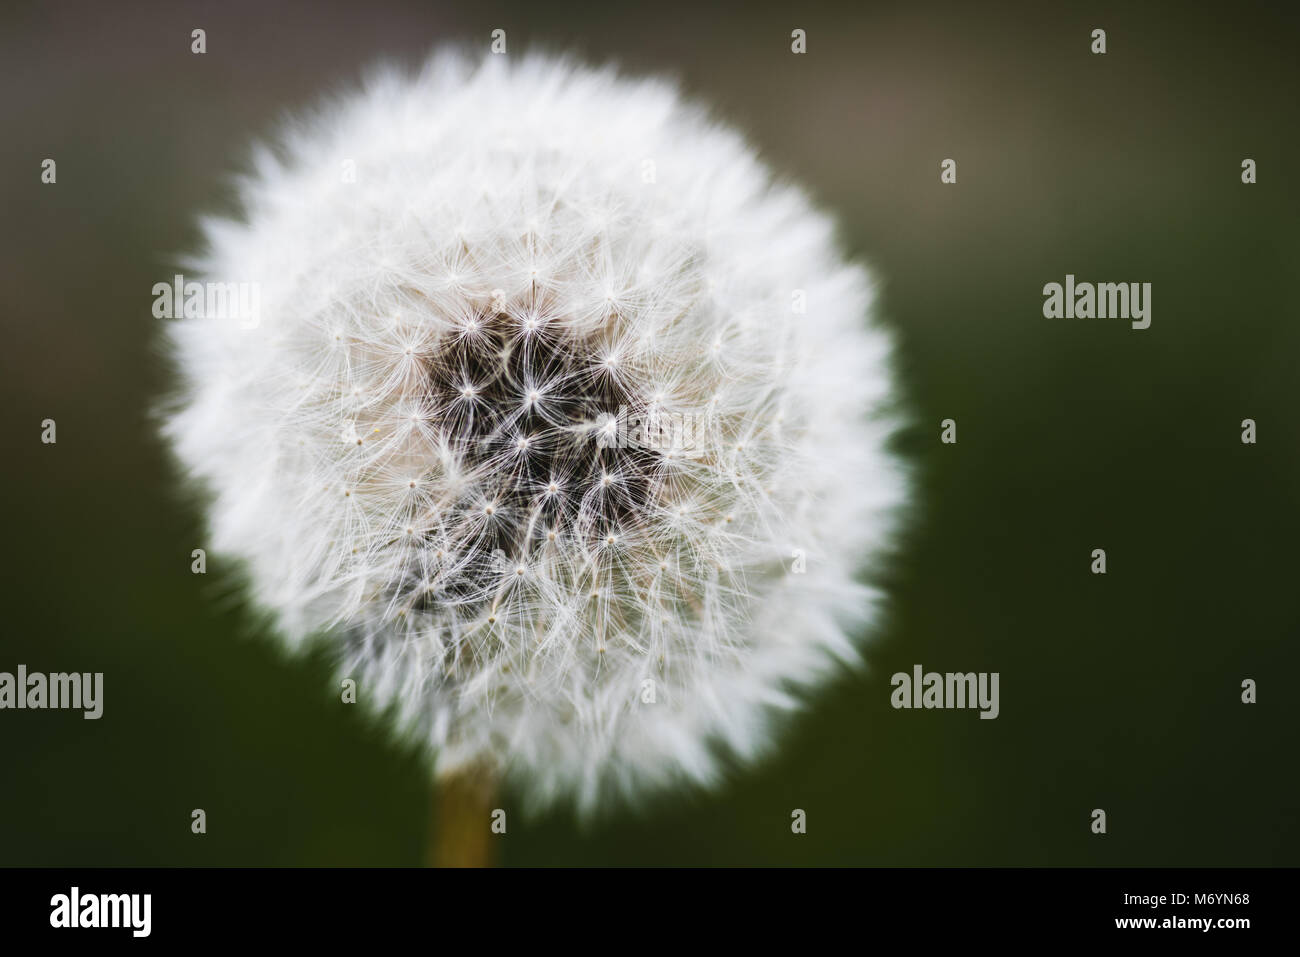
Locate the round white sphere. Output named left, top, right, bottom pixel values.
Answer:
left=163, top=52, right=908, bottom=814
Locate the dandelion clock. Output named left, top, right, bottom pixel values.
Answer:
left=162, top=51, right=909, bottom=861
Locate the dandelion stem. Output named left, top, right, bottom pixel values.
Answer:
left=428, top=769, right=497, bottom=868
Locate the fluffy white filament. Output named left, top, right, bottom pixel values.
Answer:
left=163, top=52, right=908, bottom=815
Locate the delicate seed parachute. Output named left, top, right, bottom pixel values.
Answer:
left=162, top=51, right=909, bottom=815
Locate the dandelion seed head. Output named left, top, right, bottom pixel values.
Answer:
left=162, top=51, right=908, bottom=816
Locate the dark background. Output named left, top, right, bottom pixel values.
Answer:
left=1, top=0, right=1296, bottom=865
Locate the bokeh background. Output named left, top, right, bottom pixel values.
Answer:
left=2, top=0, right=1296, bottom=865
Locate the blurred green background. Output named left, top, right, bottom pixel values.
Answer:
left=2, top=0, right=1296, bottom=865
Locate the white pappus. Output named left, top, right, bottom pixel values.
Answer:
left=162, top=51, right=910, bottom=816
